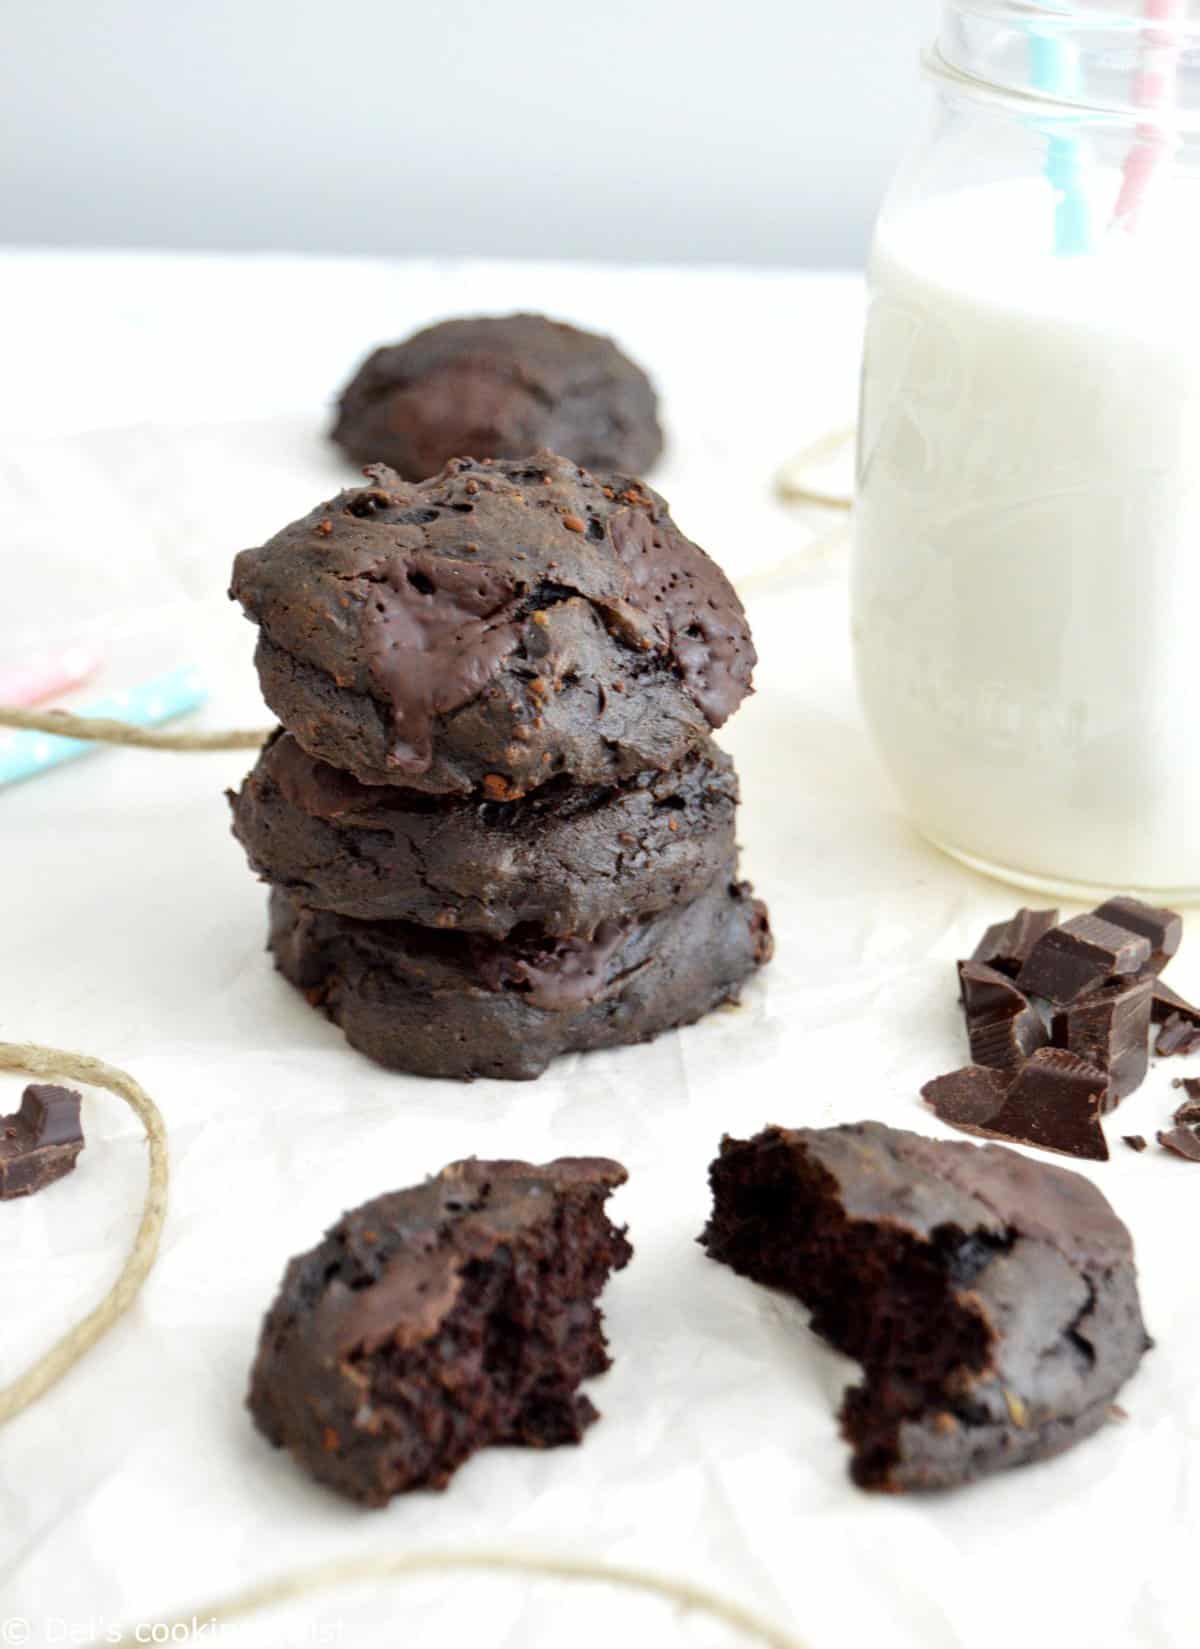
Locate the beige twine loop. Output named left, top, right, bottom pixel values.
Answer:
left=0, top=1041, right=168, bottom=1425
left=0, top=705, right=269, bottom=750
left=773, top=425, right=856, bottom=511
left=118, top=1549, right=808, bottom=1649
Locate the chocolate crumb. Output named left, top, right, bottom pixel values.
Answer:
left=1171, top=1078, right=1200, bottom=1126
left=1156, top=1013, right=1200, bottom=1057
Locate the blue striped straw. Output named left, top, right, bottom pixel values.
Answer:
left=0, top=665, right=207, bottom=788
left=1029, top=28, right=1093, bottom=256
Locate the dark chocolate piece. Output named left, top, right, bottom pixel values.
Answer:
left=330, top=313, right=663, bottom=481
left=699, top=1121, right=1150, bottom=1492
left=971, top=908, right=1059, bottom=978
left=1156, top=1013, right=1200, bottom=1057
left=1093, top=896, right=1182, bottom=975
left=1148, top=977, right=1200, bottom=1026
left=1171, top=1078, right=1200, bottom=1125
left=470, top=920, right=632, bottom=1008
left=1123, top=1135, right=1148, bottom=1152
left=922, top=1063, right=1010, bottom=1131
left=957, top=960, right=1048, bottom=1072
left=1016, top=914, right=1151, bottom=1006
left=1050, top=975, right=1153, bottom=1107
left=248, top=1156, right=631, bottom=1504
left=1158, top=1126, right=1200, bottom=1162
left=0, top=1085, right=85, bottom=1199
left=923, top=1048, right=1109, bottom=1161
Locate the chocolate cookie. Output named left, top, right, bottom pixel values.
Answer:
left=249, top=1156, right=631, bottom=1505
left=268, top=872, right=771, bottom=1081
left=230, top=453, right=754, bottom=794
left=330, top=313, right=663, bottom=481
left=700, top=1121, right=1149, bottom=1493
left=231, top=729, right=738, bottom=936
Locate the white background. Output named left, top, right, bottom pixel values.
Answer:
left=0, top=0, right=939, bottom=268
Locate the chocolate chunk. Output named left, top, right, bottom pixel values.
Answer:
left=1016, top=914, right=1151, bottom=1007
left=971, top=908, right=1059, bottom=978
left=0, top=1085, right=85, bottom=1199
left=361, top=555, right=524, bottom=775
left=1156, top=1013, right=1200, bottom=1057
left=1161, top=1070, right=1200, bottom=1153
left=1171, top=1078, right=1200, bottom=1126
left=1093, top=897, right=1182, bottom=975
left=1150, top=980, right=1200, bottom=1025
left=923, top=1064, right=1009, bottom=1129
left=1158, top=1126, right=1200, bottom=1162
left=923, top=1049, right=1109, bottom=1161
left=1123, top=1135, right=1148, bottom=1152
left=1050, top=975, right=1153, bottom=1107
left=1148, top=978, right=1200, bottom=1026
left=470, top=920, right=633, bottom=1010
left=957, top=960, right=1048, bottom=1073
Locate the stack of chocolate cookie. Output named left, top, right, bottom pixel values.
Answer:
left=229, top=451, right=770, bottom=1080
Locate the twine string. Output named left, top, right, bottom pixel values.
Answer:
left=122, top=1549, right=808, bottom=1649
left=0, top=706, right=269, bottom=749
left=773, top=425, right=856, bottom=511
left=0, top=1041, right=169, bottom=1425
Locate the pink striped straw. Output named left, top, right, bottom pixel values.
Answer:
left=1114, top=0, right=1187, bottom=229
left=0, top=646, right=103, bottom=707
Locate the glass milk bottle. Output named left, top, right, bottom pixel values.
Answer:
left=852, top=0, right=1200, bottom=900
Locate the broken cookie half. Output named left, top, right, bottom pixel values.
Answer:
left=700, top=1121, right=1149, bottom=1493
left=249, top=1156, right=631, bottom=1505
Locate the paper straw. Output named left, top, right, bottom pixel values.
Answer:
left=1030, top=27, right=1094, bottom=256
left=0, top=646, right=102, bottom=707
left=0, top=665, right=207, bottom=788
left=1114, top=0, right=1186, bottom=229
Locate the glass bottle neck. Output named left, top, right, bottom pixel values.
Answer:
left=936, top=1, right=1200, bottom=125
